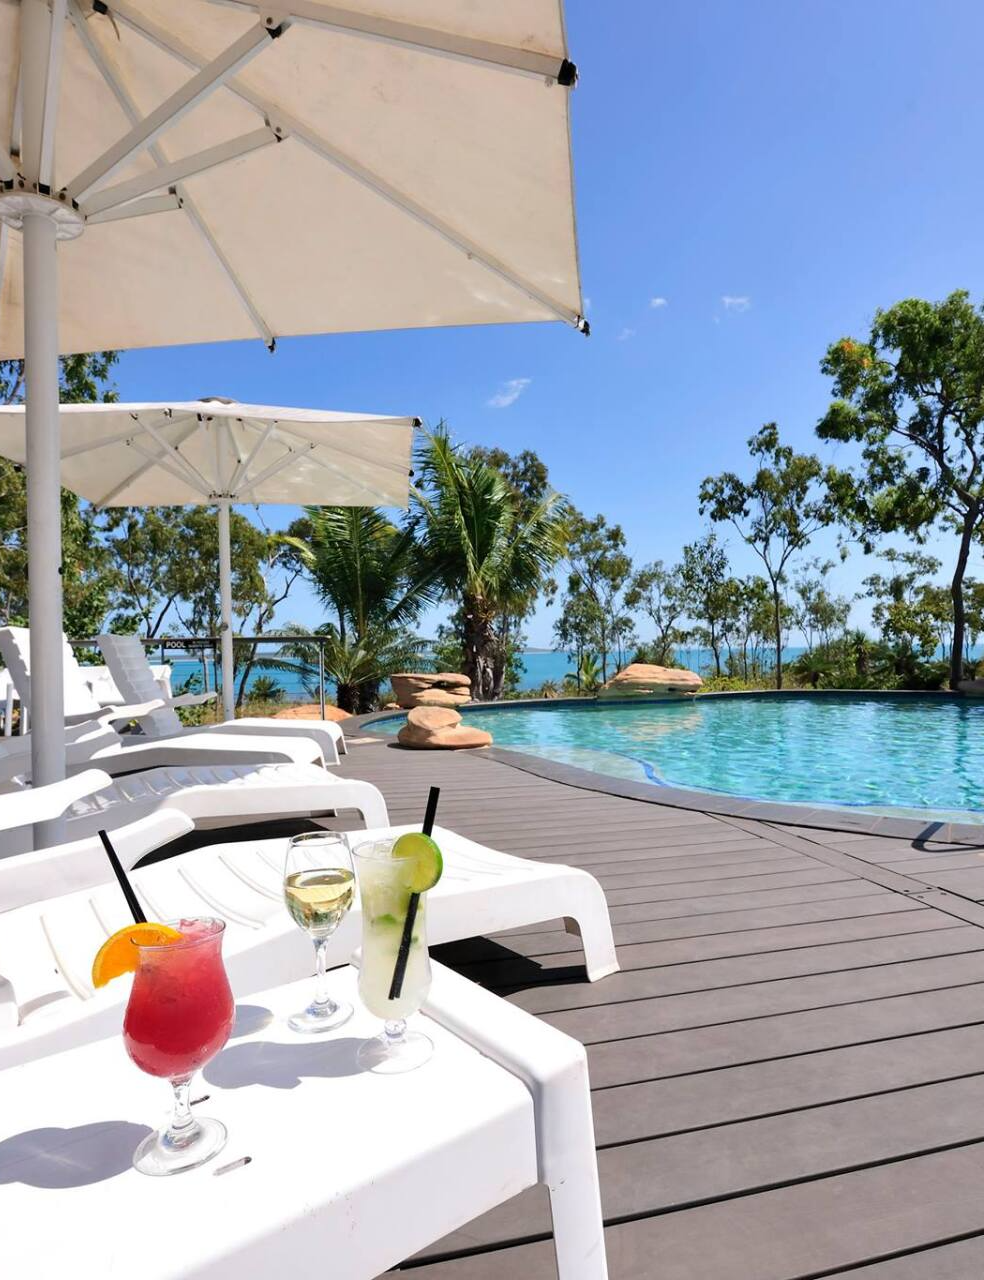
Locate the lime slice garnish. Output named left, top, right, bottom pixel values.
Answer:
left=392, top=831, right=443, bottom=892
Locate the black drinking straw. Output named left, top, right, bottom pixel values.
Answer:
left=388, top=786, right=440, bottom=1000
left=98, top=828, right=147, bottom=924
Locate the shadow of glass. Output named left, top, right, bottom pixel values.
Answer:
left=229, top=1003, right=274, bottom=1039
left=204, top=1037, right=364, bottom=1090
left=0, top=1121, right=151, bottom=1188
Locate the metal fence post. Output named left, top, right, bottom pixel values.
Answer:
left=318, top=637, right=326, bottom=719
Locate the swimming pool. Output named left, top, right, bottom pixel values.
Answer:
left=374, top=694, right=984, bottom=822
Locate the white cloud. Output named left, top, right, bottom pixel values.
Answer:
left=486, top=377, right=531, bottom=409
left=616, top=327, right=635, bottom=341
left=721, top=295, right=751, bottom=312
left=649, top=296, right=668, bottom=309
left=583, top=295, right=592, bottom=312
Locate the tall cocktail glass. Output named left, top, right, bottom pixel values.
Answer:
left=353, top=839, right=433, bottom=1073
left=123, top=917, right=234, bottom=1176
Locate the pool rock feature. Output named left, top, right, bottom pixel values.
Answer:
left=599, top=663, right=702, bottom=700
left=397, top=705, right=492, bottom=750
left=390, top=671, right=471, bottom=709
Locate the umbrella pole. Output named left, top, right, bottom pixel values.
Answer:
left=20, top=0, right=67, bottom=846
left=217, top=500, right=236, bottom=721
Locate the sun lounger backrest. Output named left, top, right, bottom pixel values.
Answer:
left=97, top=634, right=183, bottom=737
left=0, top=626, right=103, bottom=720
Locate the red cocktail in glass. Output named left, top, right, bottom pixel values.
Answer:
left=123, top=917, right=234, bottom=1176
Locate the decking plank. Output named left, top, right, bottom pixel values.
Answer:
left=334, top=744, right=984, bottom=1280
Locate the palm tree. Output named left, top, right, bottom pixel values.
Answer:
left=281, top=506, right=437, bottom=713
left=414, top=429, right=568, bottom=700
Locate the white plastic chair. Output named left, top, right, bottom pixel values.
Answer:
left=0, top=822, right=617, bottom=1067
left=98, top=632, right=347, bottom=758
left=0, top=627, right=331, bottom=773
left=0, top=760, right=389, bottom=861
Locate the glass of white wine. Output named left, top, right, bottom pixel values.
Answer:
left=283, top=832, right=355, bottom=1033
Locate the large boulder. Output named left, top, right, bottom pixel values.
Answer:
left=272, top=702, right=352, bottom=721
left=397, top=704, right=492, bottom=750
left=599, top=663, right=702, bottom=700
left=390, top=671, right=471, bottom=709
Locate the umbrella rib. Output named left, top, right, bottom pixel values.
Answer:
left=126, top=439, right=213, bottom=498
left=66, top=18, right=279, bottom=201
left=85, top=191, right=183, bottom=226
left=180, top=201, right=276, bottom=349
left=37, top=0, right=68, bottom=188
left=92, top=417, right=201, bottom=507
left=236, top=443, right=312, bottom=494
left=228, top=420, right=277, bottom=493
left=137, top=415, right=215, bottom=495
left=67, top=0, right=277, bottom=349
left=105, top=0, right=586, bottom=330
left=60, top=426, right=138, bottom=458
left=80, top=128, right=283, bottom=218
left=208, top=0, right=577, bottom=84
left=298, top=446, right=399, bottom=505
left=272, top=421, right=411, bottom=479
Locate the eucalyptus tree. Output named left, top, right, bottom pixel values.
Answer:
left=626, top=559, right=686, bottom=665
left=679, top=532, right=732, bottom=677
left=559, top=512, right=634, bottom=682
left=414, top=429, right=567, bottom=700
left=793, top=560, right=852, bottom=652
left=818, top=291, right=984, bottom=688
left=700, top=424, right=835, bottom=688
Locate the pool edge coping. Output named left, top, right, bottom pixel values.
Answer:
left=349, top=693, right=984, bottom=847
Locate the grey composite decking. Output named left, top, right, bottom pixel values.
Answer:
left=331, top=737, right=984, bottom=1279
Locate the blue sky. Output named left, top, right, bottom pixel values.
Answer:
left=113, top=0, right=984, bottom=646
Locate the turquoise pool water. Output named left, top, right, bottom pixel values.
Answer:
left=375, top=695, right=984, bottom=821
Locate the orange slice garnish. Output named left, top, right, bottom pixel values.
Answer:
left=91, top=922, right=183, bottom=988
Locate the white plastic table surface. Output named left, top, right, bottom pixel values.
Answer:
left=0, top=967, right=538, bottom=1279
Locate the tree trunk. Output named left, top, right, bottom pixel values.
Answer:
left=772, top=586, right=783, bottom=691
left=950, top=508, right=978, bottom=690
left=463, top=595, right=496, bottom=701
left=336, top=681, right=358, bottom=714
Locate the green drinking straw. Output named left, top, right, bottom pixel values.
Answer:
left=388, top=786, right=440, bottom=1000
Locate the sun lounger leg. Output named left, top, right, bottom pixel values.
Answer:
left=559, top=876, right=619, bottom=981
left=547, top=1151, right=609, bottom=1280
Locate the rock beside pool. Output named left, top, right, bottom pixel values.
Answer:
left=271, top=702, right=352, bottom=721
left=599, top=663, right=703, bottom=700
left=397, top=705, right=492, bottom=750
left=389, top=671, right=471, bottom=709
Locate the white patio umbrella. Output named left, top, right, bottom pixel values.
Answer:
left=0, top=396, right=417, bottom=720
left=0, top=1, right=585, bottom=828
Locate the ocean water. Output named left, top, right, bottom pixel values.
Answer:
left=165, top=647, right=581, bottom=698
left=374, top=694, right=984, bottom=821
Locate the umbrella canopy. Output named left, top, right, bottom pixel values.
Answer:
left=0, top=1, right=585, bottom=351
left=0, top=0, right=584, bottom=833
left=0, top=396, right=417, bottom=718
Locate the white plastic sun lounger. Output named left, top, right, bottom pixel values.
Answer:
left=0, top=760, right=389, bottom=860
left=99, top=632, right=348, bottom=759
left=0, top=627, right=329, bottom=773
left=0, top=822, right=617, bottom=1068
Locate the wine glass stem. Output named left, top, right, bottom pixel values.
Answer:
left=384, top=1018, right=407, bottom=1048
left=167, top=1075, right=199, bottom=1147
left=313, top=936, right=335, bottom=1011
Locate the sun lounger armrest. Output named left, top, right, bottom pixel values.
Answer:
left=166, top=691, right=217, bottom=709
left=0, top=769, right=114, bottom=833
left=419, top=961, right=595, bottom=1187
left=102, top=699, right=166, bottom=725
